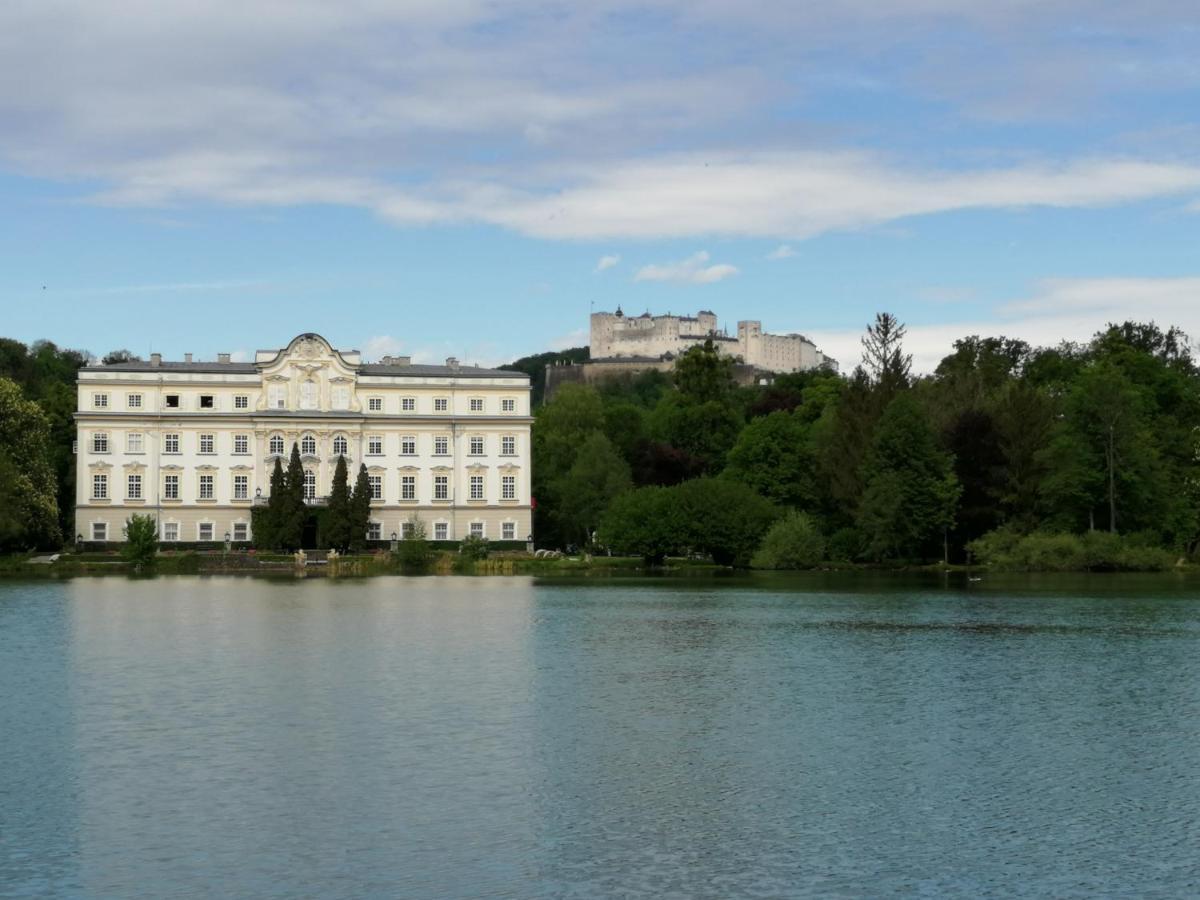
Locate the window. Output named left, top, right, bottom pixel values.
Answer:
left=163, top=522, right=179, bottom=542
left=127, top=393, right=142, bottom=409
left=127, top=474, right=142, bottom=499
left=434, top=436, right=449, bottom=455
left=502, top=475, right=516, bottom=501
left=401, top=436, right=416, bottom=456
left=368, top=397, right=382, bottom=412
left=233, top=475, right=249, bottom=500
left=367, top=436, right=382, bottom=455
left=164, top=433, right=180, bottom=454
left=401, top=521, right=415, bottom=539
left=367, top=522, right=382, bottom=541
left=269, top=434, right=284, bottom=455
left=233, top=523, right=248, bottom=541
left=233, top=394, right=248, bottom=409
left=233, top=434, right=249, bottom=455
left=92, top=432, right=109, bottom=454
left=331, top=385, right=350, bottom=410
left=401, top=475, right=416, bottom=500
left=434, top=522, right=448, bottom=540
left=502, top=521, right=516, bottom=540
left=368, top=475, right=382, bottom=500
left=299, top=381, right=317, bottom=409
left=469, top=475, right=484, bottom=501
left=92, top=474, right=108, bottom=499
left=501, top=436, right=516, bottom=456
left=199, top=395, right=215, bottom=409
left=401, top=397, right=416, bottom=412
left=199, top=523, right=214, bottom=542
left=164, top=474, right=179, bottom=500
left=434, top=475, right=449, bottom=501
left=470, top=521, right=485, bottom=538
left=469, top=436, right=484, bottom=456
left=92, top=522, right=107, bottom=541
left=332, top=435, right=348, bottom=456
left=93, top=393, right=109, bottom=409
left=198, top=474, right=214, bottom=500
left=126, top=432, right=144, bottom=453
left=302, top=471, right=316, bottom=501
left=434, top=398, right=448, bottom=412
left=199, top=434, right=215, bottom=454
left=469, top=397, right=484, bottom=412
left=301, top=434, right=317, bottom=456
left=268, top=384, right=286, bottom=409
left=165, top=394, right=180, bottom=408
left=502, top=398, right=516, bottom=413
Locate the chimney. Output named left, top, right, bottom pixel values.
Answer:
left=218, top=353, right=231, bottom=364
left=446, top=356, right=460, bottom=370
left=184, top=353, right=193, bottom=363
left=381, top=355, right=411, bottom=367
left=150, top=353, right=162, bottom=367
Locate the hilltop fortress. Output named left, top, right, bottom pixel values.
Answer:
left=590, top=308, right=836, bottom=373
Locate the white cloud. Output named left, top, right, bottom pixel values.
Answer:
left=806, top=275, right=1200, bottom=374
left=229, top=349, right=250, bottom=363
left=595, top=254, right=620, bottom=272
left=549, top=328, right=588, bottom=350
left=634, top=251, right=739, bottom=284
left=362, top=334, right=407, bottom=361
left=766, top=244, right=796, bottom=259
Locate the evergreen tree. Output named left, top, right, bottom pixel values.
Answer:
left=254, top=456, right=286, bottom=549
left=276, top=443, right=307, bottom=551
left=324, top=453, right=352, bottom=551
left=349, top=463, right=371, bottom=551
left=861, top=312, right=912, bottom=399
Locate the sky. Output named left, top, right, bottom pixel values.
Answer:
left=2, top=1, right=1200, bottom=372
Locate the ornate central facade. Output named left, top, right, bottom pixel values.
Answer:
left=75, top=333, right=533, bottom=545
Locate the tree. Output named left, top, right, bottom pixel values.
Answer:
left=649, top=394, right=743, bottom=474
left=673, top=339, right=736, bottom=404
left=121, top=514, right=159, bottom=572
left=598, top=486, right=678, bottom=565
left=0, top=377, right=60, bottom=549
left=349, top=463, right=371, bottom=551
left=723, top=410, right=818, bottom=509
left=857, top=393, right=960, bottom=561
left=671, top=478, right=779, bottom=567
left=253, top=457, right=287, bottom=549
left=861, top=312, right=911, bottom=398
left=324, top=453, right=352, bottom=551
left=396, top=517, right=433, bottom=573
left=273, top=443, right=307, bottom=551
left=551, top=432, right=632, bottom=547
left=102, top=349, right=141, bottom=366
left=751, top=511, right=826, bottom=569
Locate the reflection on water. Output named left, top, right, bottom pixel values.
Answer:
left=2, top=575, right=1199, bottom=898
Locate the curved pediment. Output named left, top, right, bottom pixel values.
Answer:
left=255, top=333, right=362, bottom=412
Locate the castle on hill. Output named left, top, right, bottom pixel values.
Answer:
left=589, top=308, right=836, bottom=374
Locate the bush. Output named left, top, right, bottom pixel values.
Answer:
left=827, top=527, right=864, bottom=562
left=121, top=513, right=159, bottom=572
left=459, top=535, right=490, bottom=561
left=395, top=518, right=433, bottom=574
left=752, top=512, right=826, bottom=569
left=968, top=528, right=1174, bottom=572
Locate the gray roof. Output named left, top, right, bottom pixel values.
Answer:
left=83, top=361, right=528, bottom=379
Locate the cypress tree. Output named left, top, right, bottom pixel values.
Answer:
left=325, top=453, right=352, bottom=551
left=257, top=456, right=286, bottom=549
left=349, top=462, right=371, bottom=551
left=279, top=443, right=307, bottom=551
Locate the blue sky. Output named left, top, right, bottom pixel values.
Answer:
left=2, top=1, right=1200, bottom=371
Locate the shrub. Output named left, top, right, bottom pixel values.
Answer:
left=395, top=517, right=433, bottom=574
left=752, top=512, right=826, bottom=570
left=968, top=528, right=1174, bottom=572
left=827, top=527, right=864, bottom=562
left=121, top=513, right=159, bottom=572
left=459, top=535, right=490, bottom=561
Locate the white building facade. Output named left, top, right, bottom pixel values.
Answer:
left=590, top=309, right=836, bottom=373
left=75, top=333, right=533, bottom=546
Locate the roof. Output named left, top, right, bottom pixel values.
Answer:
left=82, top=361, right=528, bottom=380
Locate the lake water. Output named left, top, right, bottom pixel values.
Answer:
left=2, top=574, right=1199, bottom=898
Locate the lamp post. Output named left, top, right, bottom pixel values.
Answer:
left=526, top=532, right=534, bottom=554
left=390, top=531, right=398, bottom=552
left=76, top=532, right=83, bottom=552
left=224, top=531, right=231, bottom=553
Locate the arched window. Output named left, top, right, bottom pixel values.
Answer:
left=301, top=434, right=317, bottom=456
left=303, top=470, right=316, bottom=501
left=269, top=434, right=284, bottom=455
left=332, top=435, right=348, bottom=456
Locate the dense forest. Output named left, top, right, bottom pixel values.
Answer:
left=531, top=315, right=1200, bottom=570
left=2, top=317, right=1199, bottom=571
